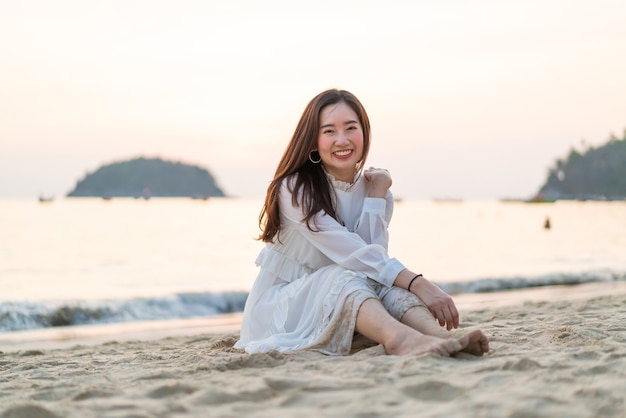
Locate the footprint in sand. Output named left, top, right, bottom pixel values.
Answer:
left=500, top=357, right=542, bottom=371
left=402, top=381, right=463, bottom=402
left=147, top=383, right=198, bottom=398
left=73, top=389, right=119, bottom=401
left=1, top=404, right=59, bottom=418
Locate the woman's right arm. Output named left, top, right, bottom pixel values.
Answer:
left=395, top=269, right=459, bottom=330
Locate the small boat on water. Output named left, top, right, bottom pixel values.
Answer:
left=432, top=197, right=464, bottom=203
left=38, top=195, right=54, bottom=203
left=525, top=194, right=556, bottom=203
left=191, top=194, right=210, bottom=200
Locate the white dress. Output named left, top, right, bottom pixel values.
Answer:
left=234, top=173, right=410, bottom=355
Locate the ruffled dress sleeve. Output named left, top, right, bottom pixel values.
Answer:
left=353, top=191, right=394, bottom=250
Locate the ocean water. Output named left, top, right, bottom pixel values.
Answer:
left=1, top=197, right=625, bottom=334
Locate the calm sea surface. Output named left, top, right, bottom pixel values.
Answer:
left=1, top=197, right=625, bottom=333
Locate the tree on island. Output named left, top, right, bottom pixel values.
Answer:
left=538, top=129, right=626, bottom=200
left=67, top=157, right=226, bottom=198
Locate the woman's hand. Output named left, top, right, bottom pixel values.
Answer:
left=410, top=275, right=459, bottom=330
left=364, top=167, right=392, bottom=198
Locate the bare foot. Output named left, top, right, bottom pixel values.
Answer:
left=385, top=329, right=489, bottom=357
left=384, top=331, right=460, bottom=357
left=457, top=329, right=489, bottom=356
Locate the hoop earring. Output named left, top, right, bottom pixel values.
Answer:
left=308, top=150, right=321, bottom=164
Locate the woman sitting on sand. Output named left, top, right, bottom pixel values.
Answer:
left=234, top=89, right=489, bottom=357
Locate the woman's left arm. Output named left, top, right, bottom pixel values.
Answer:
left=362, top=168, right=460, bottom=330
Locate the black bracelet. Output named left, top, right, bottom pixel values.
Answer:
left=408, top=274, right=423, bottom=291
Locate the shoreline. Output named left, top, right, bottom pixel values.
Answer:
left=1, top=290, right=625, bottom=417
left=2, top=281, right=626, bottom=353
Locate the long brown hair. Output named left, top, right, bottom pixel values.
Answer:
left=258, top=89, right=371, bottom=243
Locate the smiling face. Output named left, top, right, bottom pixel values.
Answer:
left=317, top=101, right=364, bottom=183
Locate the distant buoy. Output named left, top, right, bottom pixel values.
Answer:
left=544, top=217, right=551, bottom=230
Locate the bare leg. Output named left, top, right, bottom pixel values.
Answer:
left=400, top=304, right=449, bottom=337
left=355, top=298, right=487, bottom=356
left=400, top=305, right=489, bottom=356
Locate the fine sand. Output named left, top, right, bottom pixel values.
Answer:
left=1, top=292, right=625, bottom=418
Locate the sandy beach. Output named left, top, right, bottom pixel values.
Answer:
left=1, top=291, right=625, bottom=418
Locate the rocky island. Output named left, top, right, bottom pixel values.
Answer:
left=67, top=157, right=226, bottom=198
left=536, top=130, right=626, bottom=201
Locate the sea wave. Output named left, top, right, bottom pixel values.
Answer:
left=2, top=271, right=625, bottom=332
left=437, top=270, right=626, bottom=295
left=0, top=291, right=248, bottom=332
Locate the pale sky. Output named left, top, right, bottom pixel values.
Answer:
left=1, top=0, right=625, bottom=199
